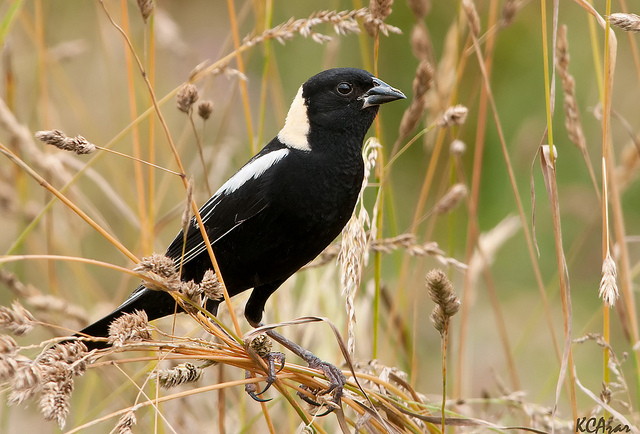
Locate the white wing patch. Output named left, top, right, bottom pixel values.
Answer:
left=218, top=148, right=289, bottom=195
left=198, top=148, right=289, bottom=224
left=277, top=86, right=311, bottom=151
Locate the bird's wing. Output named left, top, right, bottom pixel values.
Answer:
left=164, top=146, right=289, bottom=267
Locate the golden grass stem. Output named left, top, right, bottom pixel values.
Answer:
left=97, top=0, right=243, bottom=337
left=120, top=0, right=151, bottom=255
left=226, top=0, right=256, bottom=155
left=0, top=142, right=139, bottom=263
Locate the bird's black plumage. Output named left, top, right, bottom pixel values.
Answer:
left=76, top=68, right=405, bottom=349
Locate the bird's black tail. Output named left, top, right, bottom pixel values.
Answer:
left=72, top=284, right=222, bottom=350
left=74, top=285, right=183, bottom=350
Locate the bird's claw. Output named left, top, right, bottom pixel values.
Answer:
left=244, top=351, right=285, bottom=402
left=296, top=356, right=346, bottom=415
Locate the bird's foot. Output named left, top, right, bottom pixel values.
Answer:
left=296, top=353, right=346, bottom=416
left=244, top=336, right=285, bottom=402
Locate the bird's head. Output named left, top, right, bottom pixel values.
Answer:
left=278, top=68, right=406, bottom=151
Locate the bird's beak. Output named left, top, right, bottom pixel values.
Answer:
left=360, top=78, right=406, bottom=109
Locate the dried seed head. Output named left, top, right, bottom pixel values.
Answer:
left=599, top=253, right=619, bottom=308
left=248, top=334, right=273, bottom=358
left=369, top=0, right=393, bottom=21
left=39, top=378, right=73, bottom=428
left=0, top=301, right=36, bottom=336
left=0, top=334, right=18, bottom=353
left=398, top=60, right=434, bottom=139
left=450, top=139, right=467, bottom=156
left=434, top=183, right=467, bottom=214
left=176, top=83, right=199, bottom=113
left=556, top=25, right=587, bottom=154
left=137, top=0, right=154, bottom=23
left=608, top=13, right=640, bottom=32
left=430, top=305, right=446, bottom=334
left=134, top=253, right=177, bottom=279
left=501, top=0, right=519, bottom=28
left=108, top=310, right=152, bottom=347
left=179, top=280, right=202, bottom=314
left=437, top=104, right=469, bottom=127
left=35, top=130, right=96, bottom=155
left=197, top=100, right=214, bottom=120
left=115, top=410, right=137, bottom=434
left=408, top=0, right=430, bottom=19
left=39, top=342, right=88, bottom=377
left=410, top=22, right=431, bottom=61
left=0, top=353, right=19, bottom=382
left=426, top=269, right=460, bottom=318
left=462, top=0, right=481, bottom=37
left=8, top=362, right=42, bottom=405
left=155, top=363, right=203, bottom=388
left=201, top=270, right=224, bottom=301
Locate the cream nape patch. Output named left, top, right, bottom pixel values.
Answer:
left=277, top=86, right=311, bottom=151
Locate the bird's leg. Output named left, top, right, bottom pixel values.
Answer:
left=244, top=333, right=286, bottom=401
left=265, top=328, right=346, bottom=414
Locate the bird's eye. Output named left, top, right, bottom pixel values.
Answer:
left=336, top=82, right=353, bottom=95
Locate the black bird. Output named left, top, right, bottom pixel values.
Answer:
left=75, top=67, right=405, bottom=404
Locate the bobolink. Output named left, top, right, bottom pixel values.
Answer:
left=75, top=67, right=405, bottom=405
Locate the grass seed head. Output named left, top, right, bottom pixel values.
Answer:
left=177, top=83, right=199, bottom=113
left=437, top=104, right=468, bottom=127
left=599, top=253, right=619, bottom=308
left=108, top=311, right=152, bottom=347
left=198, top=100, right=214, bottom=120
left=426, top=269, right=460, bottom=318
left=434, top=183, right=467, bottom=215
left=155, top=363, right=203, bottom=389
left=35, top=130, right=96, bottom=155
left=462, top=0, right=481, bottom=37
left=0, top=301, right=36, bottom=336
left=608, top=13, right=640, bottom=32
left=137, top=0, right=154, bottom=23
left=201, top=270, right=224, bottom=301
left=115, top=410, right=137, bottom=434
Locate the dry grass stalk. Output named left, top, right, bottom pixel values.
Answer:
left=462, top=0, right=481, bottom=37
left=108, top=310, right=153, bottom=347
left=0, top=301, right=36, bottom=336
left=35, top=130, right=96, bottom=155
left=615, top=142, right=640, bottom=188
left=437, top=104, right=468, bottom=127
left=136, top=0, right=154, bottom=23
left=434, top=183, right=467, bottom=214
left=244, top=9, right=400, bottom=48
left=198, top=100, right=214, bottom=120
left=339, top=139, right=379, bottom=355
left=608, top=13, right=640, bottom=32
left=114, top=410, right=137, bottom=434
left=0, top=270, right=89, bottom=325
left=408, top=0, right=430, bottom=19
left=599, top=252, right=619, bottom=308
left=176, top=83, right=199, bottom=113
left=154, top=362, right=203, bottom=388
left=398, top=60, right=434, bottom=140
